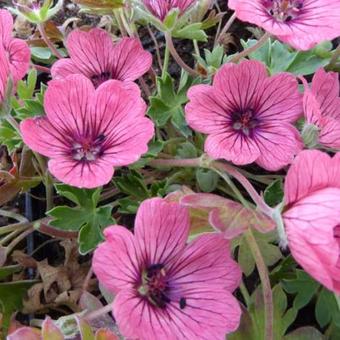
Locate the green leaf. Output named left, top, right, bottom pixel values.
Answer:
left=78, top=222, right=103, bottom=255
left=176, top=142, right=197, bottom=159
left=264, top=179, right=284, bottom=207
left=0, top=280, right=36, bottom=335
left=282, top=270, right=320, bottom=310
left=173, top=23, right=208, bottom=42
left=0, top=265, right=21, bottom=280
left=315, top=288, right=340, bottom=328
left=163, top=8, right=179, bottom=30
left=114, top=171, right=149, bottom=200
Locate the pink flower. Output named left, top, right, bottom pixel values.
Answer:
left=143, top=0, right=197, bottom=21
left=20, top=75, right=154, bottom=188
left=0, top=45, right=10, bottom=103
left=302, top=68, right=340, bottom=149
left=185, top=60, right=302, bottom=171
left=283, top=150, right=340, bottom=293
left=93, top=198, right=242, bottom=339
left=51, top=28, right=152, bottom=87
left=228, top=0, right=340, bottom=50
left=0, top=9, right=30, bottom=83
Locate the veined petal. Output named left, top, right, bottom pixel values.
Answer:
left=0, top=45, right=9, bottom=102
left=7, top=38, right=30, bottom=83
left=51, top=59, right=84, bottom=80
left=92, top=226, right=141, bottom=293
left=111, top=38, right=152, bottom=81
left=319, top=117, right=340, bottom=149
left=0, top=9, right=13, bottom=47
left=134, top=198, right=190, bottom=265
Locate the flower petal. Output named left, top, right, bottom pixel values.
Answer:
left=284, top=188, right=340, bottom=293
left=319, top=117, right=340, bottom=149
left=0, top=9, right=13, bottom=46
left=134, top=198, right=190, bottom=265
left=7, top=38, right=30, bottom=83
left=168, top=233, right=242, bottom=292
left=284, top=150, right=340, bottom=205
left=51, top=58, right=84, bottom=80
left=205, top=130, right=260, bottom=165
left=92, top=80, right=154, bottom=166
left=255, top=73, right=302, bottom=123
left=0, top=44, right=9, bottom=102
left=48, top=157, right=114, bottom=188
left=185, top=84, right=230, bottom=134
left=66, top=28, right=115, bottom=77
left=44, top=74, right=94, bottom=135
left=111, top=37, right=152, bottom=81
left=254, top=122, right=302, bottom=171
left=92, top=226, right=141, bottom=294
left=20, top=117, right=68, bottom=158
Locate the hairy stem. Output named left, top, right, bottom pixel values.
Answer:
left=162, top=42, right=170, bottom=79
left=216, top=12, right=236, bottom=46
left=230, top=32, right=271, bottom=63
left=85, top=303, right=114, bottom=321
left=0, top=222, right=31, bottom=236
left=147, top=25, right=163, bottom=72
left=0, top=209, right=28, bottom=223
left=164, top=32, right=200, bottom=77
left=244, top=229, right=273, bottom=340
left=6, top=227, right=34, bottom=255
left=38, top=23, right=63, bottom=59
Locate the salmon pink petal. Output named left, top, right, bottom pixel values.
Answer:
left=44, top=75, right=94, bottom=134
left=229, top=0, right=340, bottom=50
left=311, top=68, right=340, bottom=119
left=0, top=9, right=13, bottom=46
left=185, top=85, right=230, bottom=134
left=168, top=233, right=242, bottom=292
left=213, top=61, right=268, bottom=110
left=254, top=123, right=302, bottom=171
left=20, top=117, right=69, bottom=158
left=51, top=58, right=84, bottom=80
left=319, top=117, right=340, bottom=149
left=255, top=73, right=302, bottom=123
left=0, top=45, right=9, bottom=102
left=92, top=226, right=140, bottom=294
left=284, top=150, right=340, bottom=205
left=284, top=188, right=340, bottom=293
left=205, top=131, right=260, bottom=165
left=48, top=157, right=115, bottom=188
left=7, top=39, right=30, bottom=83
left=111, top=38, right=152, bottom=81
left=134, top=198, right=190, bottom=265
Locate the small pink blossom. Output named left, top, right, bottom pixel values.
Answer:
left=20, top=75, right=154, bottom=188
left=302, top=68, right=340, bottom=149
left=228, top=0, right=340, bottom=50
left=143, top=0, right=197, bottom=21
left=185, top=60, right=302, bottom=171
left=0, top=9, right=30, bottom=83
left=93, top=198, right=242, bottom=339
left=51, top=28, right=152, bottom=87
left=283, top=150, right=340, bottom=293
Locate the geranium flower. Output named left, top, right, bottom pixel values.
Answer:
left=51, top=28, right=152, bottom=88
left=20, top=75, right=154, bottom=188
left=283, top=150, right=340, bottom=293
left=228, top=0, right=340, bottom=50
left=143, top=0, right=197, bottom=21
left=0, top=9, right=30, bottom=83
left=302, top=68, right=340, bottom=149
left=93, top=198, right=242, bottom=339
left=185, top=60, right=302, bottom=171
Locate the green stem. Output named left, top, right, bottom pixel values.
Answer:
left=230, top=32, right=271, bottom=63
left=193, top=40, right=200, bottom=57
left=244, top=229, right=273, bottom=340
left=85, top=302, right=114, bottom=321
left=6, top=227, right=34, bottom=255
left=162, top=43, right=170, bottom=79
left=239, top=281, right=251, bottom=306
left=215, top=12, right=236, bottom=46
left=0, top=209, right=28, bottom=223
left=0, top=222, right=31, bottom=236
left=38, top=23, right=63, bottom=59
left=45, top=174, right=54, bottom=211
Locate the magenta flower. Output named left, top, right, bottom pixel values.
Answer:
left=143, top=0, right=197, bottom=21
left=0, top=9, right=30, bottom=83
left=185, top=60, right=302, bottom=171
left=93, top=198, right=242, bottom=339
left=51, top=28, right=152, bottom=88
left=302, top=68, right=340, bottom=149
left=283, top=150, right=340, bottom=293
left=20, top=75, right=154, bottom=188
left=228, top=0, right=340, bottom=50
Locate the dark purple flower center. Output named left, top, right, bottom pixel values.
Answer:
left=139, top=263, right=170, bottom=309
left=91, top=71, right=112, bottom=88
left=264, top=0, right=303, bottom=22
left=232, top=109, right=258, bottom=136
left=71, top=134, right=105, bottom=162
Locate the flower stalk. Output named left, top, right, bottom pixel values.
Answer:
left=38, top=23, right=63, bottom=59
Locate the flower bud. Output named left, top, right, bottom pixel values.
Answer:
left=302, top=123, right=320, bottom=149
